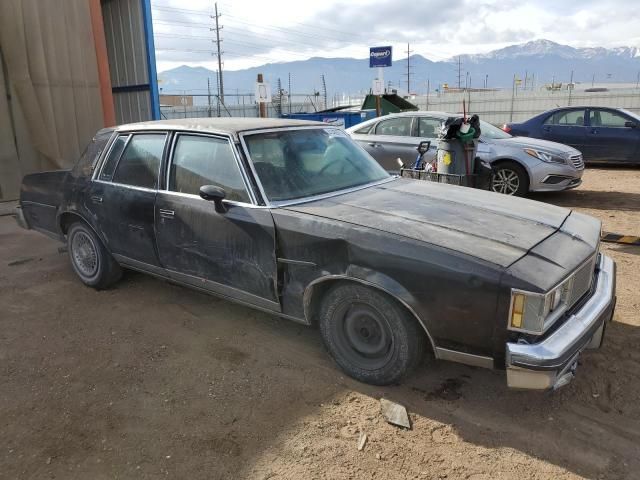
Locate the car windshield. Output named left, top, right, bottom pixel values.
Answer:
left=480, top=120, right=512, bottom=140
left=243, top=127, right=390, bottom=202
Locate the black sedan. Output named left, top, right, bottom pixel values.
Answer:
left=16, top=118, right=616, bottom=390
left=503, top=107, right=640, bottom=164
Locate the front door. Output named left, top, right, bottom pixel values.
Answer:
left=358, top=116, right=418, bottom=172
left=585, top=108, right=640, bottom=163
left=155, top=133, right=279, bottom=311
left=89, top=132, right=167, bottom=267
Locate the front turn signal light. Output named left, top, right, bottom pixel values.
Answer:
left=511, top=293, right=525, bottom=329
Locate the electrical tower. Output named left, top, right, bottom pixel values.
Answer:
left=456, top=56, right=463, bottom=89
left=402, top=43, right=413, bottom=94
left=211, top=2, right=224, bottom=105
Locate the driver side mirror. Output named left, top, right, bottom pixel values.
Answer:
left=416, top=140, right=431, bottom=155
left=624, top=121, right=637, bottom=128
left=199, top=185, right=227, bottom=213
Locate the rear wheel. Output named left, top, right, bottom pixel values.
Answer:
left=491, top=161, right=528, bottom=196
left=319, top=283, right=426, bottom=385
left=67, top=222, right=121, bottom=289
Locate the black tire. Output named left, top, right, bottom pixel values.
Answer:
left=319, top=283, right=426, bottom=385
left=67, top=222, right=122, bottom=289
left=490, top=161, right=528, bottom=196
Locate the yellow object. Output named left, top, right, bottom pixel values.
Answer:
left=511, top=293, right=525, bottom=328
left=442, top=152, right=452, bottom=166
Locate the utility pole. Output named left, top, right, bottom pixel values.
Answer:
left=207, top=77, right=212, bottom=117
left=321, top=75, right=327, bottom=110
left=212, top=3, right=224, bottom=105
left=403, top=43, right=413, bottom=94
left=457, top=56, right=462, bottom=89
left=288, top=72, right=292, bottom=114
left=257, top=73, right=266, bottom=118
left=426, top=78, right=430, bottom=111
left=568, top=70, right=574, bottom=106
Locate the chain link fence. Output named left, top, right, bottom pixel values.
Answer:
left=159, top=93, right=324, bottom=120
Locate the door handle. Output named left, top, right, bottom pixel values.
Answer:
left=591, top=128, right=598, bottom=134
left=159, top=209, right=175, bottom=218
left=90, top=195, right=103, bottom=204
left=368, top=142, right=380, bottom=147
left=542, top=126, right=550, bottom=132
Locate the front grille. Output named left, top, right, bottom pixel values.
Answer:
left=567, top=255, right=597, bottom=307
left=569, top=154, right=584, bottom=169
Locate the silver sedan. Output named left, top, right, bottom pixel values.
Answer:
left=346, top=111, right=585, bottom=196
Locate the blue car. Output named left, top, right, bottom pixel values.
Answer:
left=503, top=107, right=640, bottom=164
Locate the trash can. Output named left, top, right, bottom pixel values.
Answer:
left=437, top=139, right=478, bottom=175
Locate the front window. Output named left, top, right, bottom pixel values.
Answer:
left=243, top=128, right=389, bottom=202
left=168, top=134, right=250, bottom=202
left=480, top=120, right=512, bottom=140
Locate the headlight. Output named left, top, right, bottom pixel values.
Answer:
left=509, top=282, right=571, bottom=334
left=524, top=148, right=566, bottom=164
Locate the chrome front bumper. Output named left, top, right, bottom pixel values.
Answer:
left=506, top=254, right=616, bottom=390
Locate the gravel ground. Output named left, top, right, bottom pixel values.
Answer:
left=1, top=167, right=639, bottom=480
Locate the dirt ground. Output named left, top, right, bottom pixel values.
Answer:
left=1, top=168, right=639, bottom=480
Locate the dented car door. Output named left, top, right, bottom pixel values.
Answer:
left=154, top=133, right=280, bottom=311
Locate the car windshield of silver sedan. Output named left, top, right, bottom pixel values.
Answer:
left=480, top=120, right=512, bottom=140
left=243, top=127, right=390, bottom=202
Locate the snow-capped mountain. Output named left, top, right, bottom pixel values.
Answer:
left=158, top=39, right=640, bottom=96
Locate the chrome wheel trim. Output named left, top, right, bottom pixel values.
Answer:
left=491, top=168, right=520, bottom=195
left=71, top=230, right=99, bottom=278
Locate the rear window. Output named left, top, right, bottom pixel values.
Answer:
left=71, top=128, right=114, bottom=178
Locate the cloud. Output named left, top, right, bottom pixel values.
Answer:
left=151, top=0, right=640, bottom=72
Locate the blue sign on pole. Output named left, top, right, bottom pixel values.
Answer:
left=369, top=46, right=392, bottom=68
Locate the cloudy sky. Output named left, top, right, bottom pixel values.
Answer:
left=151, top=0, right=640, bottom=73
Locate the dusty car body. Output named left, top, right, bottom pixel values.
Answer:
left=16, top=118, right=616, bottom=389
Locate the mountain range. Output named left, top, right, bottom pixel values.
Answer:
left=158, top=39, right=640, bottom=100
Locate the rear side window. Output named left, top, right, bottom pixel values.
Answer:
left=99, top=135, right=129, bottom=181
left=544, top=110, right=585, bottom=126
left=112, top=134, right=166, bottom=189
left=168, top=135, right=250, bottom=202
left=72, top=129, right=113, bottom=178
left=375, top=117, right=413, bottom=136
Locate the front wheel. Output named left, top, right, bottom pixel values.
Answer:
left=67, top=222, right=122, bottom=289
left=490, top=162, right=528, bottom=196
left=319, top=283, right=426, bottom=385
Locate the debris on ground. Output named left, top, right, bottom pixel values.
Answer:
left=357, top=432, right=367, bottom=451
left=380, top=398, right=411, bottom=429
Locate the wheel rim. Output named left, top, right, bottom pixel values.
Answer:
left=491, top=168, right=520, bottom=195
left=71, top=231, right=99, bottom=278
left=334, top=302, right=393, bottom=371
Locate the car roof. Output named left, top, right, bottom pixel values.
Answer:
left=114, top=117, right=326, bottom=136
left=346, top=111, right=459, bottom=132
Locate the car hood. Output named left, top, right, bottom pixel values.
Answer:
left=490, top=136, right=579, bottom=155
left=283, top=178, right=571, bottom=268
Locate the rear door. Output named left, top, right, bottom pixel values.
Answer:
left=413, top=116, right=442, bottom=165
left=154, top=133, right=279, bottom=311
left=539, top=109, right=587, bottom=153
left=585, top=108, right=640, bottom=163
left=365, top=116, right=418, bottom=172
left=89, top=131, right=167, bottom=267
